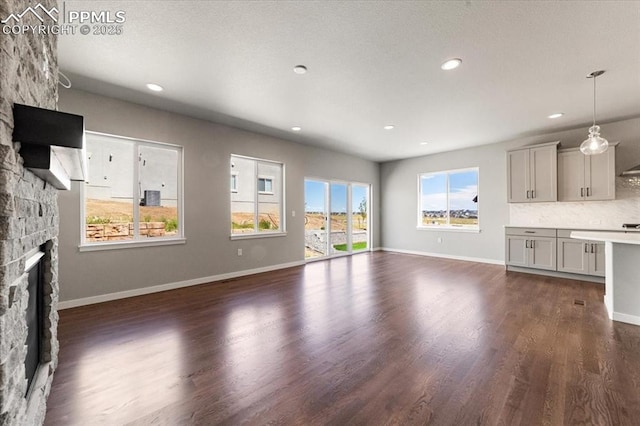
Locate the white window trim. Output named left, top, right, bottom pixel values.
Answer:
left=230, top=232, right=287, bottom=241
left=230, top=154, right=286, bottom=238
left=79, top=238, right=186, bottom=252
left=257, top=175, right=274, bottom=195
left=416, top=226, right=481, bottom=234
left=79, top=131, right=185, bottom=251
left=417, top=166, right=479, bottom=232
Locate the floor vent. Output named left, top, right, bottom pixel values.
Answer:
left=574, top=299, right=585, bottom=306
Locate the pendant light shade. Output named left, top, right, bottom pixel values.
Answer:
left=580, top=70, right=608, bottom=155
left=580, top=125, right=608, bottom=155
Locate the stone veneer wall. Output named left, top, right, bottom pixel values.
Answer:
left=0, top=0, right=60, bottom=424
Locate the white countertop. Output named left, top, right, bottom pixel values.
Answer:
left=506, top=225, right=640, bottom=232
left=571, top=231, right=640, bottom=245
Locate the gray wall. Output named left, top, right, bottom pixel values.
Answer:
left=58, top=89, right=380, bottom=303
left=380, top=117, right=640, bottom=263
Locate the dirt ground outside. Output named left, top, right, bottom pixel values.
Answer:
left=304, top=213, right=367, bottom=232
left=84, top=199, right=179, bottom=241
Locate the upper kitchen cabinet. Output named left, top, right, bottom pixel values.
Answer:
left=558, top=144, right=616, bottom=201
left=507, top=141, right=559, bottom=203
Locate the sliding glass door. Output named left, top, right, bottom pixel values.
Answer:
left=330, top=183, right=348, bottom=255
left=304, top=179, right=370, bottom=260
left=351, top=184, right=369, bottom=252
left=304, top=180, right=328, bottom=259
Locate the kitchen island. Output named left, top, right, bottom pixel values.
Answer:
left=571, top=231, right=640, bottom=326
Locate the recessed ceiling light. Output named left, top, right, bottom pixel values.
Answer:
left=293, top=65, right=307, bottom=75
left=548, top=112, right=564, bottom=119
left=420, top=142, right=429, bottom=145
left=383, top=125, right=395, bottom=130
left=146, top=83, right=163, bottom=92
left=441, top=58, right=462, bottom=70
left=291, top=126, right=302, bottom=131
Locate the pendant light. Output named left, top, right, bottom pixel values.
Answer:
left=579, top=70, right=608, bottom=155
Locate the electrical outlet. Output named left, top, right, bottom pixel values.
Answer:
left=237, top=248, right=242, bottom=256
left=292, top=210, right=296, bottom=217
left=437, top=237, right=443, bottom=243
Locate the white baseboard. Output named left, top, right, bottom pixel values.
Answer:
left=58, top=260, right=306, bottom=310
left=380, top=247, right=504, bottom=266
left=612, top=312, right=640, bottom=326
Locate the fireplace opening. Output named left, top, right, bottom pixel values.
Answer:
left=24, top=246, right=45, bottom=396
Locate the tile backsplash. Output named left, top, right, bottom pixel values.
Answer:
left=509, top=177, right=640, bottom=229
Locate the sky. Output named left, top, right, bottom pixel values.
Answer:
left=305, top=180, right=368, bottom=213
left=421, top=170, right=478, bottom=211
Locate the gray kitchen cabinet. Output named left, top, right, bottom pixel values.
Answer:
left=529, top=237, right=557, bottom=270
left=557, top=237, right=589, bottom=274
left=507, top=227, right=610, bottom=279
left=505, top=227, right=557, bottom=271
left=558, top=146, right=616, bottom=201
left=557, top=236, right=606, bottom=277
left=554, top=229, right=608, bottom=278
left=589, top=241, right=605, bottom=277
left=505, top=235, right=528, bottom=267
left=507, top=142, right=558, bottom=203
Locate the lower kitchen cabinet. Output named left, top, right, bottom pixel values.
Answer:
left=505, top=228, right=557, bottom=271
left=557, top=236, right=605, bottom=277
left=590, top=241, right=606, bottom=277
left=506, top=227, right=605, bottom=279
left=529, top=237, right=557, bottom=270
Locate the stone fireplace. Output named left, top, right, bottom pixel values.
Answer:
left=0, top=0, right=61, bottom=424
left=24, top=246, right=46, bottom=396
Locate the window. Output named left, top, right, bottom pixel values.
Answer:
left=418, top=167, right=478, bottom=230
left=230, top=173, right=238, bottom=192
left=258, top=177, right=273, bottom=194
left=231, top=155, right=284, bottom=237
left=82, top=132, right=183, bottom=247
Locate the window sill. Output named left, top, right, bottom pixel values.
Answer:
left=417, top=226, right=481, bottom=233
left=79, top=237, right=186, bottom=252
left=230, top=232, right=287, bottom=240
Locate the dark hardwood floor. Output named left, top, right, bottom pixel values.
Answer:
left=45, top=252, right=640, bottom=425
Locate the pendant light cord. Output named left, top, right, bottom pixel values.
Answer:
left=592, top=74, right=596, bottom=127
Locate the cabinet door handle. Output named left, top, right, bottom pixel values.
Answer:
left=586, top=187, right=591, bottom=197
left=581, top=187, right=584, bottom=197
left=525, top=240, right=529, bottom=248
left=531, top=190, right=535, bottom=199
left=529, top=240, right=534, bottom=249
left=526, top=190, right=530, bottom=199
left=585, top=243, right=589, bottom=253
left=591, top=243, right=595, bottom=253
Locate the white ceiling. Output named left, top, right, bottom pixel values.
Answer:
left=58, top=1, right=640, bottom=162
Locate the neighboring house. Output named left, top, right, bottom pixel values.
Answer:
left=230, top=155, right=281, bottom=215
left=85, top=134, right=178, bottom=207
